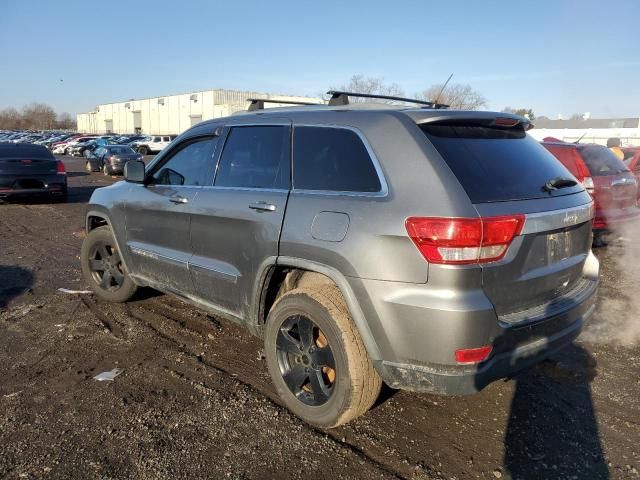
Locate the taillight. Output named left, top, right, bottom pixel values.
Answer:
left=582, top=177, right=595, bottom=195
left=405, top=215, right=525, bottom=265
left=455, top=346, right=493, bottom=365
left=56, top=160, right=66, bottom=174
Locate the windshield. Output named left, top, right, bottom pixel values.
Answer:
left=578, top=145, right=628, bottom=176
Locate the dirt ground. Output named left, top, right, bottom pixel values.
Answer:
left=1, top=156, right=639, bottom=480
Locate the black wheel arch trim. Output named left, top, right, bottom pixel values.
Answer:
left=256, top=256, right=383, bottom=363
left=85, top=207, right=135, bottom=282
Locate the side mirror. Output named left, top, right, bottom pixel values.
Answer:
left=124, top=160, right=145, bottom=183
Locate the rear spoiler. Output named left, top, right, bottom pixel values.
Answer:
left=407, top=111, right=534, bottom=131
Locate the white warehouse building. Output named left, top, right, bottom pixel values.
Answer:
left=77, top=89, right=323, bottom=135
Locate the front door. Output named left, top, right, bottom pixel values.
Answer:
left=188, top=121, right=291, bottom=319
left=125, top=135, right=218, bottom=295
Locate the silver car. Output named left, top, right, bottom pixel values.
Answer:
left=81, top=92, right=599, bottom=428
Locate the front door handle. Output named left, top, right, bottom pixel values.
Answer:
left=169, top=195, right=188, bottom=204
left=249, top=201, right=276, bottom=212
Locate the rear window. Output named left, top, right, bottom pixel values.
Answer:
left=578, top=145, right=628, bottom=176
left=0, top=144, right=54, bottom=159
left=421, top=123, right=584, bottom=203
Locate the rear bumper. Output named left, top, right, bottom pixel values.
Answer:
left=376, top=297, right=594, bottom=395
left=594, top=205, right=640, bottom=230
left=350, top=252, right=599, bottom=395
left=0, top=174, right=67, bottom=199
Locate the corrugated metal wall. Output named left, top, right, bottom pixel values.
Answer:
left=76, top=89, right=323, bottom=134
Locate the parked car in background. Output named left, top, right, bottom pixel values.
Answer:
left=130, top=135, right=176, bottom=155
left=542, top=139, right=640, bottom=236
left=81, top=99, right=599, bottom=427
left=0, top=143, right=67, bottom=202
left=70, top=140, right=99, bottom=157
left=60, top=136, right=98, bottom=155
left=87, top=145, right=143, bottom=175
left=622, top=147, right=640, bottom=177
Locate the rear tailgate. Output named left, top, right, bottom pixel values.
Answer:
left=0, top=144, right=59, bottom=189
left=420, top=119, right=595, bottom=321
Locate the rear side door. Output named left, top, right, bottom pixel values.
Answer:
left=188, top=120, right=291, bottom=319
left=125, top=135, right=218, bottom=294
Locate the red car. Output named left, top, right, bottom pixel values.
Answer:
left=622, top=147, right=640, bottom=175
left=542, top=139, right=640, bottom=234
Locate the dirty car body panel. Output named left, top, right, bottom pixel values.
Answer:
left=85, top=104, right=599, bottom=395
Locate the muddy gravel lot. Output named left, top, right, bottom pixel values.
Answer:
left=1, top=156, right=639, bottom=480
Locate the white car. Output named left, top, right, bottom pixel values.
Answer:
left=56, top=136, right=98, bottom=155
left=130, top=135, right=175, bottom=155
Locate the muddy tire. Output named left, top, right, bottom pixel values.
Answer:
left=80, top=226, right=137, bottom=303
left=264, top=285, right=381, bottom=428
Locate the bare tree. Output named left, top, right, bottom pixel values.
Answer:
left=0, top=108, right=24, bottom=129
left=22, top=103, right=57, bottom=130
left=329, top=74, right=405, bottom=102
left=56, top=112, right=76, bottom=130
left=502, top=107, right=536, bottom=121
left=418, top=83, right=487, bottom=110
left=0, top=103, right=76, bottom=130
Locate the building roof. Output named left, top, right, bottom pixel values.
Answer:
left=534, top=117, right=640, bottom=129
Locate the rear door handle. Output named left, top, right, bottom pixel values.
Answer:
left=249, top=201, right=276, bottom=212
left=169, top=195, right=189, bottom=204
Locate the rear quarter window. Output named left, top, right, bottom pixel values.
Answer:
left=293, top=126, right=382, bottom=193
left=421, top=123, right=584, bottom=203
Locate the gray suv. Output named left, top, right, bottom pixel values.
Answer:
left=81, top=92, right=599, bottom=428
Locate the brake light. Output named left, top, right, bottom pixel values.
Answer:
left=56, top=160, right=66, bottom=174
left=405, top=215, right=525, bottom=265
left=494, top=117, right=520, bottom=127
left=582, top=177, right=595, bottom=194
left=455, top=346, right=493, bottom=365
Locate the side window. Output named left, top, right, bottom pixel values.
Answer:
left=162, top=136, right=171, bottom=142
left=215, top=126, right=290, bottom=189
left=153, top=136, right=161, bottom=142
left=293, top=126, right=382, bottom=193
left=151, top=137, right=217, bottom=186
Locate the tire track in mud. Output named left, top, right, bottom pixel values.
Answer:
left=79, top=296, right=124, bottom=337
left=121, top=298, right=417, bottom=480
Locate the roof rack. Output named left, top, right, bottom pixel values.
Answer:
left=326, top=90, right=449, bottom=109
left=247, top=98, right=319, bottom=111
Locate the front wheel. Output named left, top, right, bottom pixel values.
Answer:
left=80, top=226, right=137, bottom=303
left=264, top=286, right=381, bottom=428
left=137, top=146, right=148, bottom=155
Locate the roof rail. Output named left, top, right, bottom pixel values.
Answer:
left=326, top=90, right=449, bottom=109
left=247, top=98, right=319, bottom=111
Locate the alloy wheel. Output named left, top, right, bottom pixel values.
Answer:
left=276, top=315, right=337, bottom=406
left=87, top=241, right=124, bottom=291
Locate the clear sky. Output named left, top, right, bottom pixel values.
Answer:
left=1, top=0, right=638, bottom=118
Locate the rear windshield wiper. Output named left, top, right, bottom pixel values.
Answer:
left=543, top=177, right=578, bottom=192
